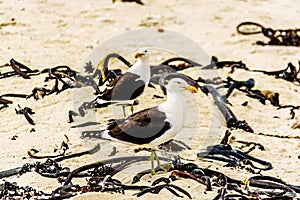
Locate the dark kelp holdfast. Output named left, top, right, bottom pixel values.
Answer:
left=237, top=21, right=300, bottom=46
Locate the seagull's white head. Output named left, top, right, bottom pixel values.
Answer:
left=166, top=78, right=198, bottom=94
left=127, top=48, right=150, bottom=84
left=134, top=48, right=150, bottom=62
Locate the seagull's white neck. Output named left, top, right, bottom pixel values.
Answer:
left=127, top=57, right=150, bottom=84
left=148, top=86, right=190, bottom=148
left=158, top=89, right=187, bottom=127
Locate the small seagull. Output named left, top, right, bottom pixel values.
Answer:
left=82, top=78, right=198, bottom=174
left=96, top=48, right=151, bottom=115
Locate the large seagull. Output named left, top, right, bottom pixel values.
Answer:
left=82, top=78, right=198, bottom=174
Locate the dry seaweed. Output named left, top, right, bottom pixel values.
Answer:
left=237, top=21, right=300, bottom=46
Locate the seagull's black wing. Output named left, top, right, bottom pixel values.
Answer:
left=107, top=106, right=171, bottom=145
left=99, top=72, right=145, bottom=101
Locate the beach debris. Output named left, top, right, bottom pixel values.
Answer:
left=61, top=156, right=166, bottom=186
left=15, top=104, right=35, bottom=125
left=250, top=61, right=300, bottom=84
left=237, top=21, right=300, bottom=46
left=235, top=140, right=265, bottom=154
left=253, top=131, right=300, bottom=139
left=212, top=57, right=300, bottom=85
left=52, top=172, right=192, bottom=199
left=0, top=18, right=16, bottom=28
left=0, top=97, right=12, bottom=110
left=169, top=163, right=299, bottom=199
left=0, top=59, right=39, bottom=79
left=28, top=143, right=100, bottom=162
left=54, top=143, right=100, bottom=163
left=41, top=65, right=78, bottom=94
left=222, top=77, right=280, bottom=106
left=0, top=148, right=298, bottom=199
left=203, top=85, right=253, bottom=132
left=135, top=183, right=192, bottom=199
left=224, top=77, right=255, bottom=98
left=10, top=135, right=18, bottom=140
left=26, top=87, right=51, bottom=100
left=241, top=101, right=248, bottom=106
left=202, top=56, right=249, bottom=72
left=0, top=181, right=48, bottom=199
left=28, top=141, right=69, bottom=159
left=87, top=53, right=131, bottom=87
left=245, top=89, right=280, bottom=106
left=133, top=160, right=300, bottom=198
left=0, top=144, right=101, bottom=180
left=150, top=57, right=202, bottom=84
left=0, top=93, right=28, bottom=110
left=278, top=104, right=300, bottom=119
left=10, top=59, right=32, bottom=79
left=197, top=130, right=272, bottom=173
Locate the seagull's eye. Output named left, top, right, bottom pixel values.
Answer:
left=145, top=50, right=148, bottom=53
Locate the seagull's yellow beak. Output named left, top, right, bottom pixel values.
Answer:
left=186, top=85, right=198, bottom=93
left=134, top=51, right=145, bottom=58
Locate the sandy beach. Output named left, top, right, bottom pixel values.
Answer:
left=0, top=0, right=299, bottom=199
